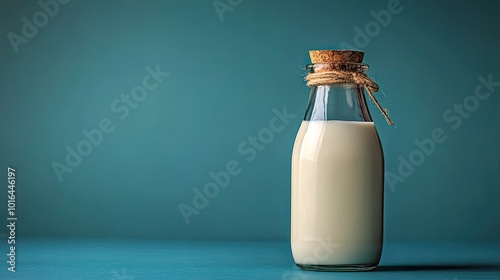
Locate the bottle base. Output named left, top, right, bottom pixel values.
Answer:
left=296, top=263, right=377, bottom=272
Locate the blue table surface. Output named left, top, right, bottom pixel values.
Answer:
left=0, top=239, right=499, bottom=280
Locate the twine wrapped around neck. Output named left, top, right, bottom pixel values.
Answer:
left=305, top=70, right=394, bottom=125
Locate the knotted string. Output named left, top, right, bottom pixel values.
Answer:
left=305, top=70, right=393, bottom=125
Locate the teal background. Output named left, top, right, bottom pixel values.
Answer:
left=0, top=0, right=499, bottom=244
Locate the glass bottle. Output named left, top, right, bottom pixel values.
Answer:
left=291, top=50, right=384, bottom=271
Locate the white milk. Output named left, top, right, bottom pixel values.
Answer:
left=291, top=120, right=383, bottom=267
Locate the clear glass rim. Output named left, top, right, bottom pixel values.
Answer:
left=306, top=62, right=369, bottom=73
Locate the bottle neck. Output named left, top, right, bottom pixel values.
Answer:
left=303, top=84, right=373, bottom=122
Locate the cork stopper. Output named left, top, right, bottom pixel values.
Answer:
left=309, top=50, right=364, bottom=64
left=308, top=50, right=365, bottom=73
